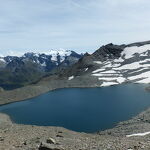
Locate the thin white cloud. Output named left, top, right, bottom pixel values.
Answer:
left=0, top=0, right=150, bottom=55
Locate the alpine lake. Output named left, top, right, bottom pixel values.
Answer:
left=0, top=84, right=150, bottom=133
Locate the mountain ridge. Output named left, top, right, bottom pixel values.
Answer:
left=0, top=49, right=83, bottom=90
left=59, top=40, right=150, bottom=86
left=0, top=40, right=150, bottom=105
left=0, top=40, right=150, bottom=92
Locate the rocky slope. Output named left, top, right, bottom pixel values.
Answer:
left=61, top=41, right=150, bottom=87
left=1, top=107, right=150, bottom=150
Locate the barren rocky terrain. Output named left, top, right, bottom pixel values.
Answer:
left=0, top=74, right=100, bottom=105
left=1, top=106, right=150, bottom=150
left=0, top=79, right=150, bottom=149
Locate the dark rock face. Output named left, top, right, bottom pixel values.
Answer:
left=22, top=52, right=54, bottom=71
left=59, top=53, right=94, bottom=77
left=92, top=43, right=125, bottom=61
left=4, top=56, right=17, bottom=63
left=59, top=43, right=125, bottom=77
left=6, top=58, right=25, bottom=72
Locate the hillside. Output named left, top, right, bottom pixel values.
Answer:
left=60, top=41, right=150, bottom=86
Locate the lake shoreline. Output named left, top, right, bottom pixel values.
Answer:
left=1, top=83, right=150, bottom=133
left=1, top=105, right=150, bottom=149
left=0, top=76, right=150, bottom=149
left=0, top=75, right=101, bottom=105
left=0, top=74, right=149, bottom=106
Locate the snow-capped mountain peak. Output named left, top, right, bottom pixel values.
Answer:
left=0, top=49, right=83, bottom=72
left=46, top=49, right=71, bottom=62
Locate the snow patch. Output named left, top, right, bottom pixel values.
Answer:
left=126, top=131, right=150, bottom=137
left=47, top=49, right=71, bottom=62
left=68, top=76, right=74, bottom=80
left=122, top=44, right=150, bottom=59
left=114, top=57, right=124, bottom=63
left=92, top=69, right=106, bottom=73
left=101, top=82, right=118, bottom=87
left=85, top=68, right=88, bottom=71
left=116, top=77, right=126, bottom=83
left=114, top=62, right=141, bottom=70
left=100, top=70, right=117, bottom=74
left=93, top=61, right=102, bottom=64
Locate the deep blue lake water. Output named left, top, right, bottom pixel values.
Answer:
left=0, top=84, right=150, bottom=133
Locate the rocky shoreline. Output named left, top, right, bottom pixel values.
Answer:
left=0, top=75, right=101, bottom=105
left=0, top=76, right=150, bottom=149
left=1, top=106, right=150, bottom=150
left=0, top=74, right=149, bottom=106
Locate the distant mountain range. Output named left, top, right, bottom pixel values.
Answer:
left=0, top=50, right=83, bottom=89
left=0, top=41, right=150, bottom=91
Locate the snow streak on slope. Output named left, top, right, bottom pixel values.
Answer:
left=92, top=44, right=150, bottom=86
left=126, top=131, right=150, bottom=137
left=68, top=76, right=74, bottom=80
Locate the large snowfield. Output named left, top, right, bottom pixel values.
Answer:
left=92, top=44, right=150, bottom=86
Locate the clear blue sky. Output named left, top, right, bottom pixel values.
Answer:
left=0, top=0, right=150, bottom=56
